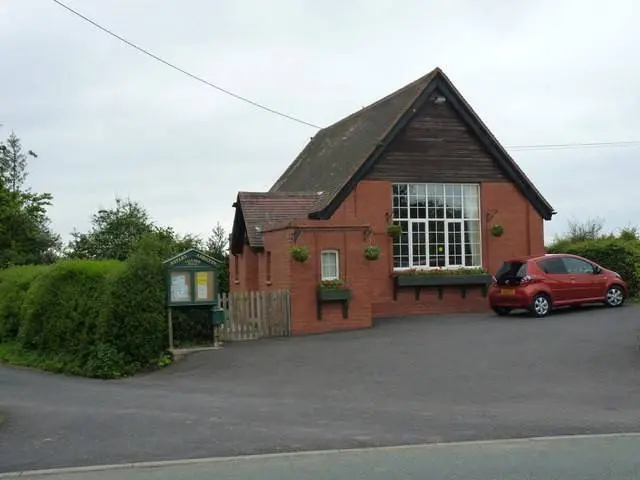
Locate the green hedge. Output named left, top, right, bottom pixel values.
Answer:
left=0, top=265, right=51, bottom=342
left=0, top=245, right=173, bottom=378
left=97, top=246, right=168, bottom=374
left=547, top=238, right=640, bottom=296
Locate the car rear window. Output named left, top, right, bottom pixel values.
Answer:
left=496, top=261, right=528, bottom=279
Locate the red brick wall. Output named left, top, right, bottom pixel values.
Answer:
left=481, top=182, right=545, bottom=275
left=261, top=229, right=292, bottom=291
left=288, top=228, right=373, bottom=335
left=229, top=246, right=259, bottom=292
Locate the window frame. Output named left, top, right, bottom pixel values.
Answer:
left=392, top=183, right=482, bottom=271
left=320, top=249, right=340, bottom=281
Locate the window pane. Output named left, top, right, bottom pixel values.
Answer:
left=409, top=184, right=427, bottom=219
left=428, top=220, right=445, bottom=267
left=539, top=258, right=567, bottom=274
left=392, top=184, right=408, bottom=219
left=427, top=184, right=445, bottom=219
left=462, top=187, right=479, bottom=219
left=462, top=184, right=479, bottom=200
left=445, top=185, right=463, bottom=219
left=321, top=251, right=338, bottom=280
left=562, top=257, right=595, bottom=274
left=393, top=221, right=409, bottom=268
left=411, top=222, right=427, bottom=266
left=447, top=221, right=463, bottom=266
left=464, top=220, right=481, bottom=266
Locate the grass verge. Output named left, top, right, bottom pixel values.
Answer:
left=0, top=342, right=173, bottom=378
left=0, top=342, right=81, bottom=375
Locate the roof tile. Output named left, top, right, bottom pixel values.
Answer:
left=237, top=191, right=321, bottom=247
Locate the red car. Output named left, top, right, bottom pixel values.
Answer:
left=489, top=253, right=627, bottom=317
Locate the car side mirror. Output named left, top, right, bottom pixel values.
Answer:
left=593, top=266, right=601, bottom=274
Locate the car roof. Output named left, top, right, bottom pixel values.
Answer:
left=502, top=253, right=581, bottom=263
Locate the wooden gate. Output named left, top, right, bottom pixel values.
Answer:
left=216, top=290, right=291, bottom=341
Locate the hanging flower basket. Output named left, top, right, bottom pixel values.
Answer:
left=490, top=224, right=505, bottom=237
left=364, top=245, right=380, bottom=261
left=290, top=245, right=309, bottom=262
left=386, top=223, right=402, bottom=238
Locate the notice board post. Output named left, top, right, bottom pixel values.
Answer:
left=163, top=249, right=225, bottom=350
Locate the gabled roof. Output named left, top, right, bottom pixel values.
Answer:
left=270, top=67, right=555, bottom=220
left=231, top=191, right=321, bottom=252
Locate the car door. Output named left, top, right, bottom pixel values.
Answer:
left=561, top=257, right=600, bottom=301
left=537, top=257, right=571, bottom=302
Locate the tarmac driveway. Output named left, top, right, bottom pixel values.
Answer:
left=1, top=305, right=640, bottom=473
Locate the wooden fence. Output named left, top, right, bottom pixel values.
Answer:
left=216, top=290, right=291, bottom=341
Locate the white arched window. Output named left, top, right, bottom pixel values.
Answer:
left=320, top=250, right=340, bottom=281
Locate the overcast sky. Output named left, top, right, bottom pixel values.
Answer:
left=1, top=0, right=639, bottom=245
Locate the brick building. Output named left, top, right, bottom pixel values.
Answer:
left=230, top=67, right=555, bottom=335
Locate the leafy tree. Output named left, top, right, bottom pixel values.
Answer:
left=0, top=132, right=60, bottom=268
left=67, top=197, right=156, bottom=260
left=0, top=132, right=37, bottom=193
left=66, top=197, right=203, bottom=261
left=204, top=222, right=229, bottom=293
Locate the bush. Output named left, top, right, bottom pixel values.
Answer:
left=0, top=265, right=50, bottom=342
left=547, top=238, right=640, bottom=296
left=18, top=260, right=123, bottom=369
left=0, top=234, right=199, bottom=378
left=98, top=236, right=169, bottom=371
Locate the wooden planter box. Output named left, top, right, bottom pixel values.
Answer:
left=317, top=288, right=351, bottom=320
left=318, top=288, right=352, bottom=301
left=393, top=273, right=492, bottom=300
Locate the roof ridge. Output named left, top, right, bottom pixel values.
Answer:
left=239, top=191, right=321, bottom=197
left=318, top=68, right=439, bottom=134
left=269, top=68, right=440, bottom=193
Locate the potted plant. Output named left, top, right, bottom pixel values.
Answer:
left=392, top=266, right=493, bottom=300
left=364, top=245, right=380, bottom=261
left=386, top=223, right=402, bottom=238
left=318, top=279, right=351, bottom=301
left=290, top=245, right=309, bottom=263
left=490, top=224, right=504, bottom=237
left=394, top=267, right=491, bottom=287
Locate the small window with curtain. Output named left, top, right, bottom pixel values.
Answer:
left=266, top=251, right=272, bottom=283
left=234, top=255, right=239, bottom=281
left=320, top=250, right=339, bottom=281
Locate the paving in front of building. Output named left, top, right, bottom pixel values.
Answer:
left=1, top=305, right=640, bottom=473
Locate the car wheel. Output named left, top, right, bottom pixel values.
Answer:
left=492, top=307, right=511, bottom=316
left=604, top=285, right=625, bottom=307
left=530, top=293, right=551, bottom=318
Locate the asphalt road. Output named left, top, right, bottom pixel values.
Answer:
left=1, top=305, right=640, bottom=474
left=3, top=434, right=640, bottom=479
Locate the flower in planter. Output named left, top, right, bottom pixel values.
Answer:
left=290, top=245, right=309, bottom=262
left=364, top=245, right=380, bottom=260
left=319, top=279, right=347, bottom=289
left=490, top=224, right=505, bottom=237
left=395, top=266, right=487, bottom=276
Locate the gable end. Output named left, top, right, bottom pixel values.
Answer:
left=310, top=75, right=555, bottom=221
